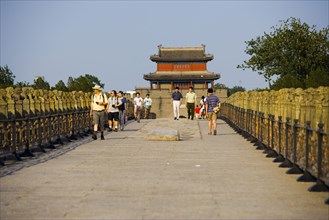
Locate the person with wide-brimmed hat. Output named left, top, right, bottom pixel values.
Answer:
left=90, top=85, right=107, bottom=140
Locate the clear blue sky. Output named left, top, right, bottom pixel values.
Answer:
left=1, top=0, right=328, bottom=92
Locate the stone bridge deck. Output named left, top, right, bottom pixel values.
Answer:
left=0, top=118, right=328, bottom=219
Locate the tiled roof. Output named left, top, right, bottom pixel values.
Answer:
left=144, top=72, right=220, bottom=81
left=150, top=46, right=214, bottom=62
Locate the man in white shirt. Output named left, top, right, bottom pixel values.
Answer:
left=134, top=92, right=144, bottom=123
left=185, top=86, right=197, bottom=120
left=106, top=90, right=122, bottom=132
left=90, top=85, right=107, bottom=140
left=143, top=94, right=152, bottom=119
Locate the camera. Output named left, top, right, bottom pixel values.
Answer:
left=112, top=104, right=116, bottom=108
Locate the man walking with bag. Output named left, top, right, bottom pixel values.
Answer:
left=90, top=85, right=107, bottom=140
left=205, top=88, right=220, bottom=135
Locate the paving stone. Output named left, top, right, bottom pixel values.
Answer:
left=146, top=129, right=180, bottom=141
left=0, top=118, right=328, bottom=219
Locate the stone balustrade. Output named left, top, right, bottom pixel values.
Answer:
left=221, top=87, right=329, bottom=190
left=225, top=87, right=329, bottom=132
left=0, top=87, right=93, bottom=163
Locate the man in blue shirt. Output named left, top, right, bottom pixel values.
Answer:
left=205, top=88, right=221, bottom=135
left=172, top=87, right=183, bottom=120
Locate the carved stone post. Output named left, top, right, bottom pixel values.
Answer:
left=22, top=87, right=31, bottom=117
left=6, top=87, right=15, bottom=119
left=0, top=89, right=8, bottom=119
left=28, top=88, right=35, bottom=117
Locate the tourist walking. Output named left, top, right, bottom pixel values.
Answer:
left=185, top=86, right=197, bottom=120
left=90, top=85, right=107, bottom=140
left=200, top=95, right=206, bottom=119
left=195, top=105, right=201, bottom=119
left=106, top=90, right=122, bottom=132
left=172, top=87, right=183, bottom=120
left=144, top=94, right=152, bottom=119
left=118, top=91, right=127, bottom=131
left=134, top=92, right=143, bottom=123
left=205, top=88, right=220, bottom=135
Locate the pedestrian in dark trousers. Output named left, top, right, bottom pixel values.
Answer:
left=90, top=85, right=107, bottom=140
left=118, top=91, right=126, bottom=131
left=185, top=86, right=197, bottom=120
left=106, top=90, right=122, bottom=132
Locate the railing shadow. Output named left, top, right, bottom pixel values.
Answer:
left=220, top=103, right=329, bottom=205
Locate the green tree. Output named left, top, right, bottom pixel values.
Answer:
left=271, top=74, right=304, bottom=90
left=238, top=17, right=329, bottom=89
left=229, top=86, right=246, bottom=96
left=34, top=76, right=50, bottom=90
left=0, top=65, right=15, bottom=88
left=67, top=74, right=104, bottom=92
left=53, top=80, right=69, bottom=92
left=15, top=81, right=31, bottom=88
left=214, top=83, right=229, bottom=90
left=305, top=68, right=329, bottom=88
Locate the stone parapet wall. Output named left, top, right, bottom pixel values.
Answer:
left=225, top=87, right=329, bottom=132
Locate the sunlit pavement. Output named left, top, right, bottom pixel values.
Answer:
left=1, top=118, right=328, bottom=219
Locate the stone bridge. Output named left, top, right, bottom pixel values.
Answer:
left=0, top=87, right=328, bottom=219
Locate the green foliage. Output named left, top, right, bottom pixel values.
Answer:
left=271, top=74, right=304, bottom=90
left=0, top=68, right=104, bottom=92
left=0, top=65, right=15, bottom=88
left=229, top=86, right=246, bottom=96
left=214, top=83, right=246, bottom=96
left=214, top=83, right=229, bottom=89
left=67, top=74, right=104, bottom=92
left=53, top=80, right=68, bottom=92
left=15, top=81, right=31, bottom=88
left=305, top=68, right=329, bottom=88
left=34, top=77, right=50, bottom=90
left=238, top=17, right=329, bottom=89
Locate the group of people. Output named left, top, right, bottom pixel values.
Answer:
left=90, top=85, right=220, bottom=140
left=171, top=86, right=221, bottom=135
left=89, top=85, right=153, bottom=140
left=133, top=92, right=153, bottom=123
left=89, top=85, right=128, bottom=140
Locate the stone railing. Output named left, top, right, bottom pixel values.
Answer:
left=225, top=87, right=329, bottom=132
left=0, top=87, right=93, bottom=163
left=220, top=87, right=329, bottom=193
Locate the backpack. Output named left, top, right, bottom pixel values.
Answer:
left=91, top=93, right=107, bottom=107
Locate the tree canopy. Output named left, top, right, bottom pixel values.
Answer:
left=214, top=83, right=246, bottom=96
left=238, top=17, right=329, bottom=90
left=34, top=76, right=50, bottom=90
left=53, top=80, right=69, bottom=92
left=0, top=66, right=104, bottom=92
left=67, top=74, right=104, bottom=92
left=0, top=65, right=15, bottom=88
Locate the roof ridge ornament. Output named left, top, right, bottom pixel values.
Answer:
left=158, top=44, right=162, bottom=56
